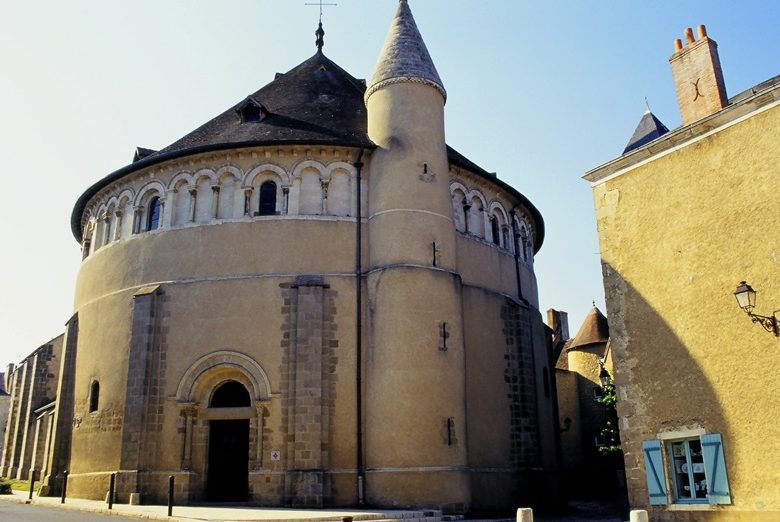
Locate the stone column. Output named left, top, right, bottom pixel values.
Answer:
left=243, top=188, right=253, bottom=216
left=188, top=188, right=198, bottom=222
left=210, top=185, right=220, bottom=219
left=133, top=206, right=143, bottom=234
left=113, top=210, right=123, bottom=241
left=180, top=406, right=197, bottom=470
left=253, top=403, right=265, bottom=470
left=101, top=213, right=110, bottom=246
left=321, top=180, right=329, bottom=215
left=282, top=186, right=290, bottom=214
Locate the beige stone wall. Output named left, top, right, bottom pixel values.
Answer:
left=590, top=99, right=780, bottom=518
left=70, top=212, right=361, bottom=502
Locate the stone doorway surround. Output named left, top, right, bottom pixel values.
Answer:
left=173, top=351, right=274, bottom=501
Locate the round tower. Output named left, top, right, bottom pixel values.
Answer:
left=364, top=0, right=470, bottom=510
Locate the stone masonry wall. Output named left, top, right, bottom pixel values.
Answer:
left=279, top=276, right=339, bottom=507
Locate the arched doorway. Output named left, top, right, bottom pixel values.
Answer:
left=207, top=380, right=251, bottom=501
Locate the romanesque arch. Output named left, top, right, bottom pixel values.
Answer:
left=174, top=350, right=271, bottom=404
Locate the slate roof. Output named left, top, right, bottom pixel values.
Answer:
left=568, top=306, right=610, bottom=350
left=160, top=52, right=373, bottom=154
left=365, top=0, right=445, bottom=102
left=623, top=109, right=670, bottom=154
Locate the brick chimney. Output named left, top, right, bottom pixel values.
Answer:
left=669, top=25, right=728, bottom=126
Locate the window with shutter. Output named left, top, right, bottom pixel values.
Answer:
left=646, top=432, right=732, bottom=506
left=642, top=439, right=668, bottom=505
left=701, top=433, right=731, bottom=505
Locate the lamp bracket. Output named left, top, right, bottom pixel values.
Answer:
left=747, top=310, right=780, bottom=337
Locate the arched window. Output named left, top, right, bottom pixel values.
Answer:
left=89, top=381, right=100, bottom=412
left=147, top=196, right=161, bottom=231
left=258, top=181, right=277, bottom=216
left=490, top=216, right=500, bottom=246
left=210, top=380, right=251, bottom=408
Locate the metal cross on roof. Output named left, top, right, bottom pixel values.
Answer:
left=306, top=0, right=337, bottom=24
left=305, top=0, right=337, bottom=51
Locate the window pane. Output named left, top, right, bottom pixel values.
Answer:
left=670, top=439, right=708, bottom=503
left=148, top=197, right=161, bottom=231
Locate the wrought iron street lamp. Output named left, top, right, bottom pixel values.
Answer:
left=734, top=281, right=779, bottom=337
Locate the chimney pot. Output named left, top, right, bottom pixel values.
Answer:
left=684, top=27, right=695, bottom=44
left=674, top=39, right=683, bottom=51
left=698, top=25, right=708, bottom=39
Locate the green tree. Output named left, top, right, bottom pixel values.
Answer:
left=597, top=376, right=622, bottom=455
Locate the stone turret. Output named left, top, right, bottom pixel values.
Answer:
left=364, top=0, right=470, bottom=511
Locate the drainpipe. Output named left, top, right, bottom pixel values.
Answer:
left=353, top=148, right=366, bottom=506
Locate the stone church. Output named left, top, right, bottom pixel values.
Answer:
left=2, top=0, right=557, bottom=512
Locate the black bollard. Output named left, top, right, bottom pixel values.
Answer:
left=167, top=475, right=174, bottom=517
left=60, top=470, right=68, bottom=504
left=108, top=473, right=116, bottom=510
left=28, top=469, right=35, bottom=501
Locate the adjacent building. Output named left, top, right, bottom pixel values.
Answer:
left=585, top=25, right=780, bottom=520
left=0, top=337, right=62, bottom=484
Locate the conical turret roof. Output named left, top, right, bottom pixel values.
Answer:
left=569, top=306, right=610, bottom=350
left=365, top=0, right=446, bottom=102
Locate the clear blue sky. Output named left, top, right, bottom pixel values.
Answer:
left=1, top=1, right=778, bottom=366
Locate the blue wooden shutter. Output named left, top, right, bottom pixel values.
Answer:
left=642, top=439, right=668, bottom=505
left=701, top=433, right=731, bottom=504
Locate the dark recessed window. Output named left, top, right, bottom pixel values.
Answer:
left=490, top=217, right=500, bottom=245
left=210, top=380, right=251, bottom=408
left=89, top=381, right=100, bottom=412
left=147, top=196, right=161, bottom=231
left=258, top=181, right=277, bottom=216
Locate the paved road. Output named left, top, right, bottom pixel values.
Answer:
left=0, top=501, right=139, bottom=521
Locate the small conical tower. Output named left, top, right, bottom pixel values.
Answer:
left=364, top=0, right=470, bottom=510
left=622, top=102, right=669, bottom=154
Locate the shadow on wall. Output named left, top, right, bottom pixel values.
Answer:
left=602, top=263, right=729, bottom=510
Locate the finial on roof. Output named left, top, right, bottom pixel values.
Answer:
left=306, top=1, right=337, bottom=52
left=644, top=97, right=651, bottom=114
left=315, top=21, right=325, bottom=52
left=592, top=299, right=596, bottom=308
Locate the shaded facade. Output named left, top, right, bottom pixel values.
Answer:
left=3, top=1, right=559, bottom=513
left=585, top=25, right=780, bottom=520
left=554, top=307, right=620, bottom=499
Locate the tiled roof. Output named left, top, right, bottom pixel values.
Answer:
left=569, top=306, right=609, bottom=350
